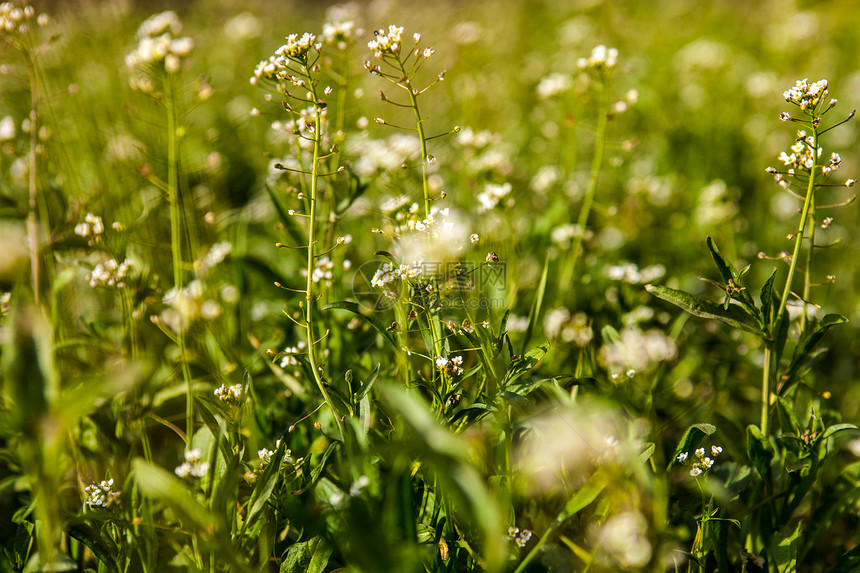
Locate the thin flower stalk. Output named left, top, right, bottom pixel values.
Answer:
left=305, top=100, right=347, bottom=441
left=165, top=74, right=196, bottom=445
left=559, top=52, right=615, bottom=293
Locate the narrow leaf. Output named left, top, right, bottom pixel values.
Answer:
left=354, top=363, right=380, bottom=401
left=132, top=458, right=220, bottom=532
left=780, top=314, right=848, bottom=394
left=323, top=301, right=398, bottom=351
left=240, top=439, right=286, bottom=536
left=645, top=284, right=762, bottom=335
left=668, top=423, right=717, bottom=470
left=707, top=236, right=737, bottom=284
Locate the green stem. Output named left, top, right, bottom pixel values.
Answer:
left=397, top=60, right=431, bottom=217
left=800, top=195, right=816, bottom=338
left=761, top=344, right=772, bottom=435
left=396, top=57, right=444, bottom=390
left=305, top=102, right=347, bottom=442
left=561, top=74, right=610, bottom=290
left=766, top=127, right=818, bottom=429
left=25, top=49, right=40, bottom=305
left=776, top=129, right=817, bottom=324
left=165, top=75, right=194, bottom=445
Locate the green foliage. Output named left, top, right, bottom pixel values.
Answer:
left=0, top=1, right=859, bottom=572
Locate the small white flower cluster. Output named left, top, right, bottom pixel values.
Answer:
left=0, top=115, right=15, bottom=141
left=125, top=11, right=194, bottom=76
left=252, top=33, right=318, bottom=84
left=322, top=20, right=356, bottom=50
left=677, top=445, right=722, bottom=477
left=578, top=45, right=618, bottom=70
left=279, top=341, right=307, bottom=368
left=367, top=24, right=404, bottom=57
left=435, top=355, right=464, bottom=375
left=84, top=478, right=120, bottom=509
left=455, top=127, right=498, bottom=149
left=477, top=182, right=512, bottom=213
left=74, top=213, right=105, bottom=245
left=213, top=383, right=243, bottom=404
left=371, top=261, right=422, bottom=289
left=603, top=262, right=666, bottom=284
left=0, top=291, right=10, bottom=317
left=506, top=526, right=533, bottom=548
left=160, top=280, right=222, bottom=332
left=201, top=241, right=232, bottom=270
left=328, top=474, right=371, bottom=507
left=599, top=325, right=678, bottom=374
left=351, top=134, right=421, bottom=178
left=543, top=307, right=594, bottom=346
left=550, top=224, right=587, bottom=248
left=405, top=206, right=450, bottom=234
left=300, top=255, right=334, bottom=285
left=0, top=3, right=47, bottom=36
left=783, top=78, right=828, bottom=111
left=777, top=129, right=822, bottom=173
left=175, top=448, right=209, bottom=478
left=88, top=258, right=132, bottom=289
left=280, top=32, right=317, bottom=59
left=247, top=439, right=293, bottom=482
left=536, top=72, right=572, bottom=100
left=258, top=439, right=293, bottom=468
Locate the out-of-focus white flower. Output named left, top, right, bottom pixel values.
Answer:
left=536, top=72, right=572, bottom=99
left=0, top=115, right=15, bottom=141
left=126, top=11, right=194, bottom=76
left=174, top=449, right=209, bottom=478
left=597, top=510, right=652, bottom=568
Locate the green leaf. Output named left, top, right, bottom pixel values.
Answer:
left=281, top=535, right=332, bottom=573
left=645, top=284, right=762, bottom=335
left=132, top=458, right=220, bottom=533
left=707, top=236, right=737, bottom=285
left=504, top=341, right=550, bottom=388
left=240, top=439, right=287, bottom=537
left=776, top=397, right=801, bottom=436
left=354, top=363, right=380, bottom=402
left=774, top=522, right=801, bottom=573
left=830, top=544, right=860, bottom=573
left=779, top=314, right=848, bottom=395
left=760, top=267, right=778, bottom=334
left=521, top=252, right=550, bottom=355
left=323, top=301, right=398, bottom=352
left=293, top=441, right=339, bottom=495
left=820, top=423, right=859, bottom=442
left=639, top=442, right=656, bottom=464
left=668, top=423, right=717, bottom=470
left=66, top=522, right=119, bottom=573
left=378, top=384, right=505, bottom=570
left=601, top=324, right=621, bottom=344
left=746, top=425, right=773, bottom=478
left=559, top=482, right=604, bottom=521
left=706, top=237, right=758, bottom=312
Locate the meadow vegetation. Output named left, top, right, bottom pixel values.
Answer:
left=2, top=0, right=860, bottom=571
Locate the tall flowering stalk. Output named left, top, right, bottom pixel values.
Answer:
left=559, top=45, right=619, bottom=291
left=252, top=33, right=347, bottom=441
left=760, top=78, right=855, bottom=434
left=1, top=4, right=50, bottom=304
left=366, top=26, right=459, bottom=390
left=126, top=11, right=196, bottom=442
